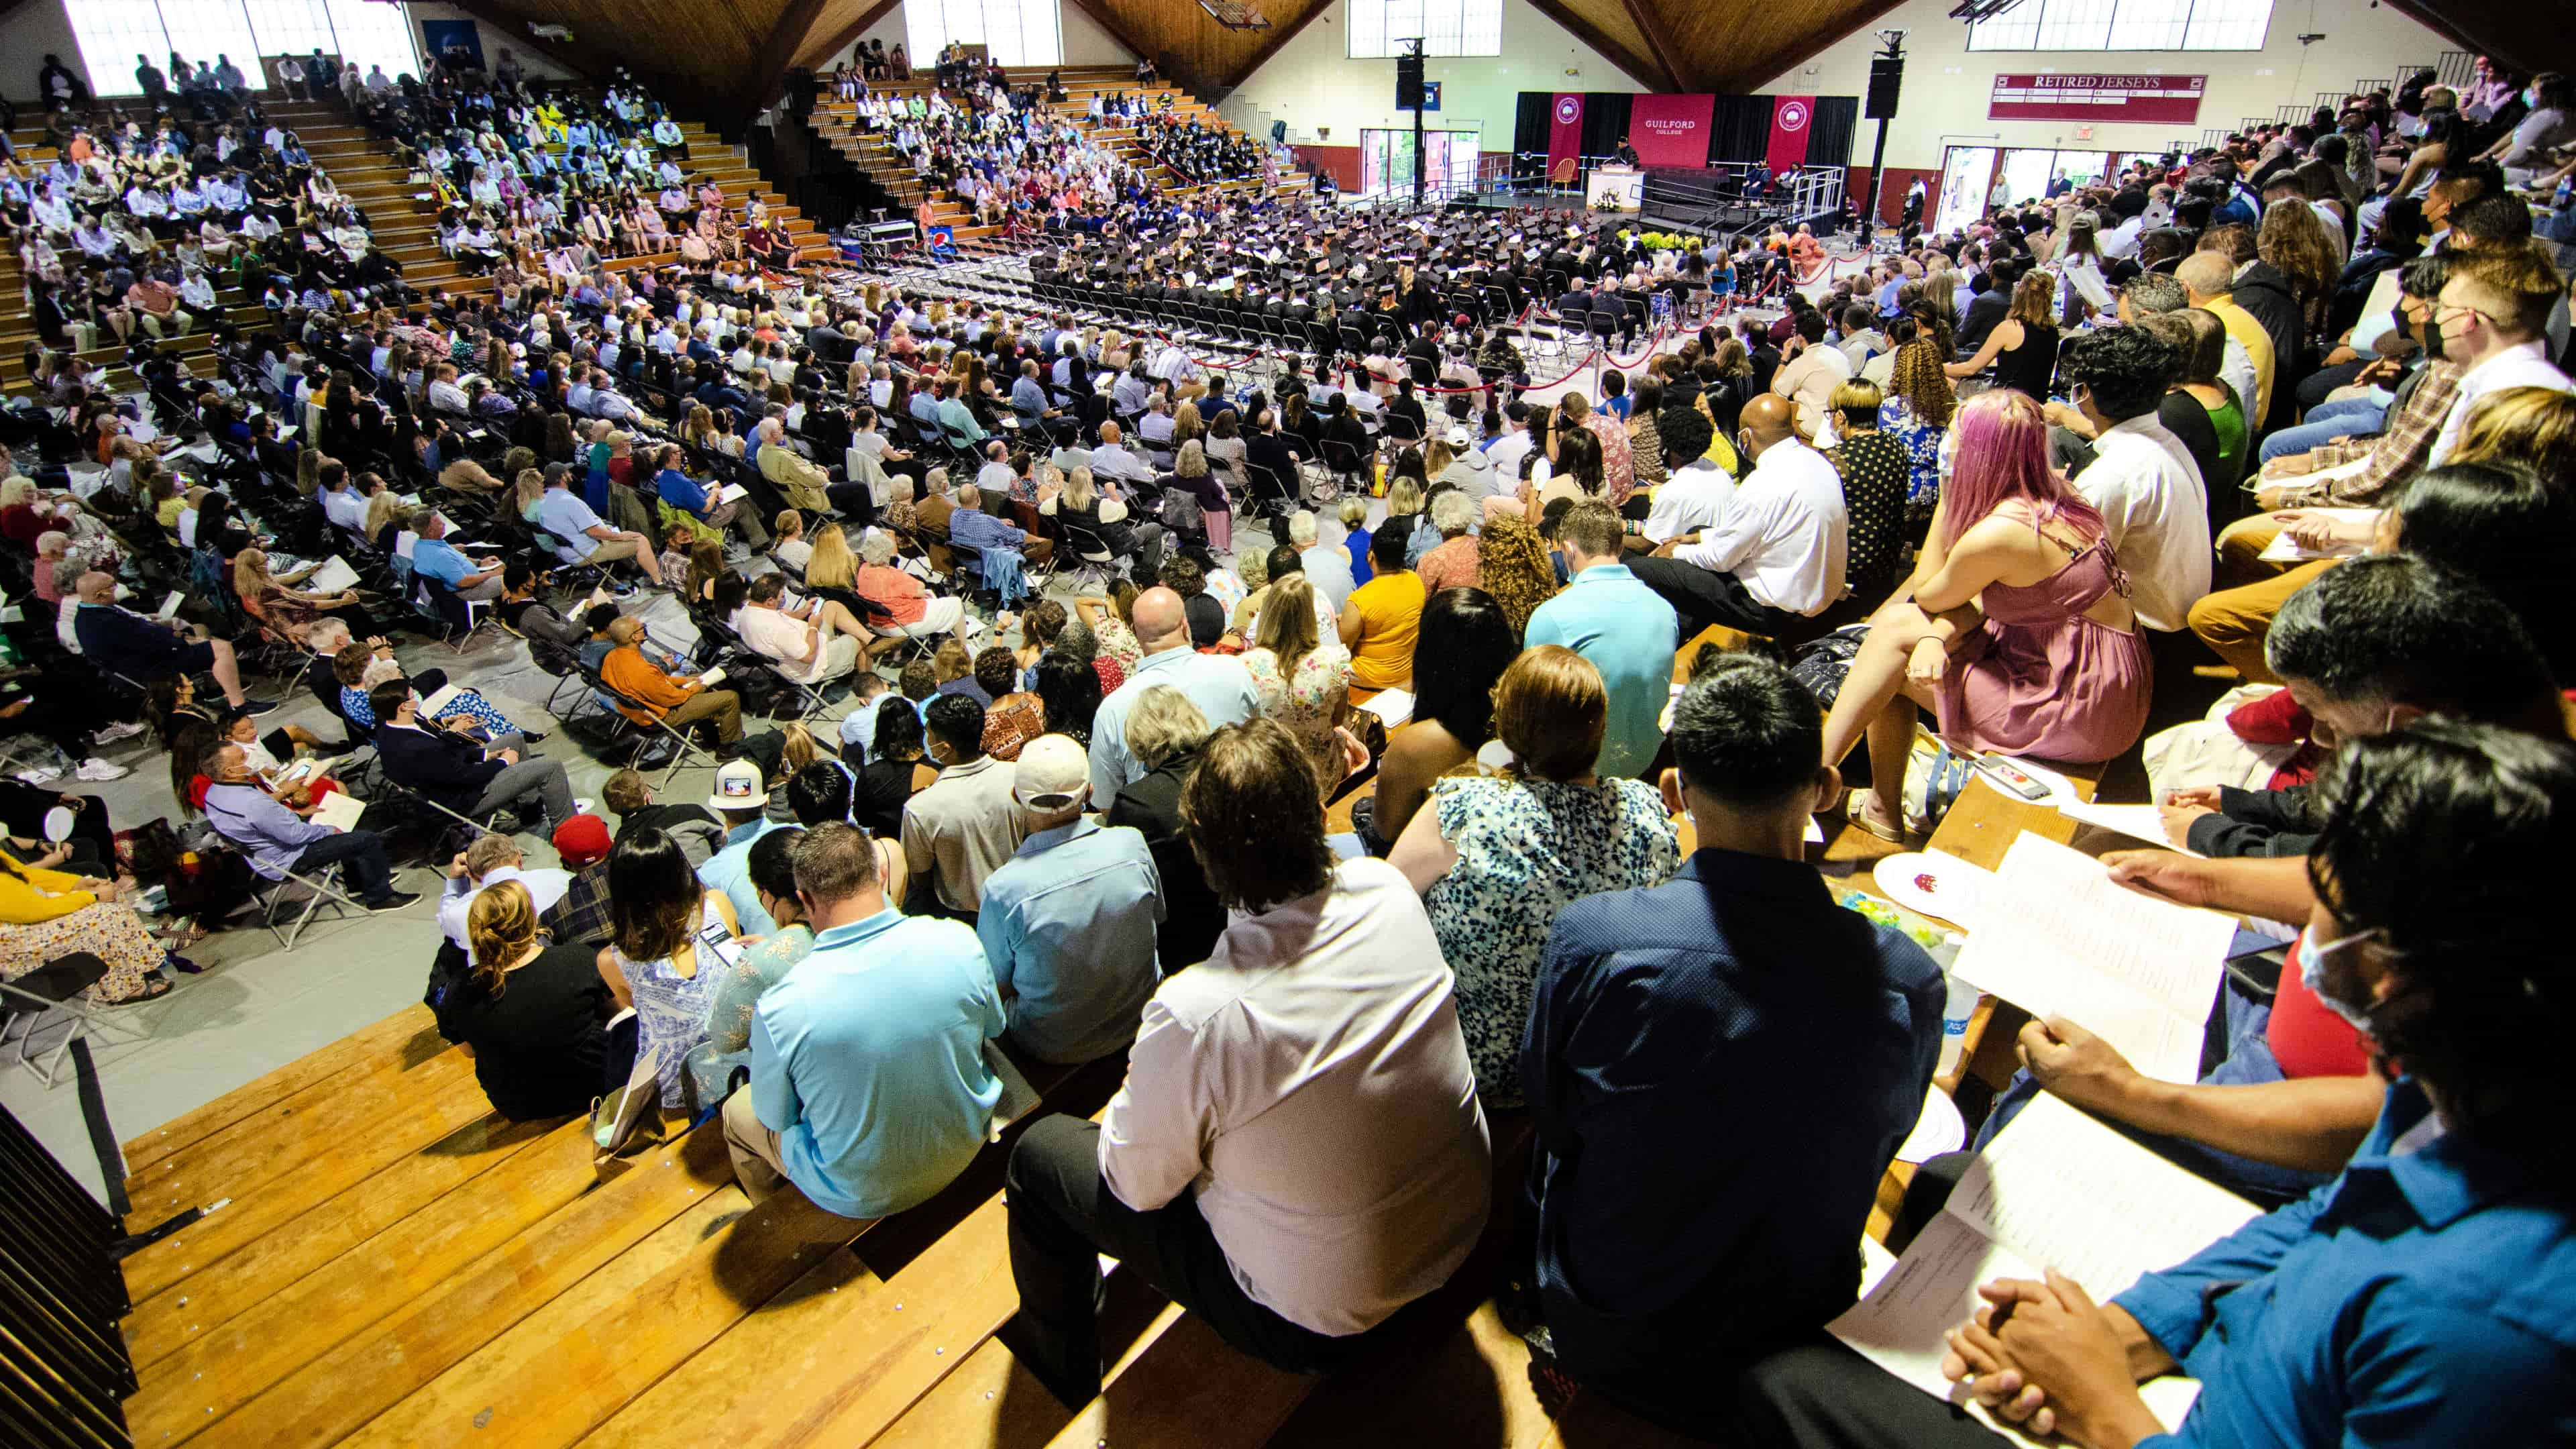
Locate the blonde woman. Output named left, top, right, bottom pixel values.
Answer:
left=233, top=547, right=366, bottom=639
left=1240, top=573, right=1352, bottom=787
left=772, top=508, right=812, bottom=574
left=448, top=881, right=614, bottom=1120
left=804, top=523, right=860, bottom=593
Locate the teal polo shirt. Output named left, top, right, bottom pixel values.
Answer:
left=749, top=908, right=1008, bottom=1218
left=1523, top=563, right=1680, bottom=780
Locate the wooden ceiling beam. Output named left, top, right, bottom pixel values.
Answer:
left=1612, top=0, right=1692, bottom=93
left=1519, top=0, right=1670, bottom=93
left=1703, top=0, right=1908, bottom=97
left=1218, top=0, right=1336, bottom=93
left=436, top=0, right=605, bottom=82
left=794, top=0, right=906, bottom=73
left=739, top=0, right=834, bottom=111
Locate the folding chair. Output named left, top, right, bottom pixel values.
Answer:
left=244, top=857, right=371, bottom=949
left=0, top=954, right=127, bottom=1087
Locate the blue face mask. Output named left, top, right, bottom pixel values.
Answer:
left=2297, top=923, right=2381, bottom=1033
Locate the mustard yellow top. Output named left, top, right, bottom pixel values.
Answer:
left=0, top=847, right=99, bottom=925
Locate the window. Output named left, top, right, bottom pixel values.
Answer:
left=904, top=0, right=1065, bottom=68
left=1970, top=0, right=2272, bottom=51
left=62, top=0, right=419, bottom=97
left=1347, top=0, right=1503, bottom=58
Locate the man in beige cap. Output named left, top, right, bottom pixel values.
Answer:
left=974, top=735, right=1164, bottom=1064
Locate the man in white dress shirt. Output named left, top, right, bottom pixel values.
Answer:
left=2059, top=327, right=2210, bottom=633
left=1627, top=396, right=1847, bottom=640
left=1635, top=409, right=1735, bottom=546
left=998, top=718, right=1490, bottom=1408
left=435, top=833, right=571, bottom=951
left=2426, top=244, right=2574, bottom=467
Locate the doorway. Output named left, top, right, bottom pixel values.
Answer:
left=1935, top=146, right=1996, bottom=233
left=1358, top=129, right=1480, bottom=198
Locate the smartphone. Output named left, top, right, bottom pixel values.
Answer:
left=1974, top=754, right=2053, bottom=802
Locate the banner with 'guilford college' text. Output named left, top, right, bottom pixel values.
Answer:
left=1627, top=93, right=1715, bottom=168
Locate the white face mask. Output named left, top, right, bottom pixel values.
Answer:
left=2297, top=922, right=2381, bottom=1034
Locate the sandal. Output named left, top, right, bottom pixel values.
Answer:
left=107, top=978, right=176, bottom=1006
left=158, top=923, right=209, bottom=950
left=1845, top=789, right=1915, bottom=844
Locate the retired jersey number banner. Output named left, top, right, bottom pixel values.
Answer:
left=1988, top=74, right=2206, bottom=125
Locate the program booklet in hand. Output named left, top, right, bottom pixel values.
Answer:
left=1827, top=1093, right=2259, bottom=1444
left=1947, top=833, right=2233, bottom=1082
left=696, top=666, right=727, bottom=689
left=309, top=792, right=368, bottom=833
left=303, top=555, right=362, bottom=595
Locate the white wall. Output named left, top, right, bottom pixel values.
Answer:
left=403, top=3, right=581, bottom=82
left=1230, top=0, right=1646, bottom=154
left=1760, top=0, right=2459, bottom=170
left=3, top=0, right=99, bottom=99
left=807, top=2, right=1131, bottom=72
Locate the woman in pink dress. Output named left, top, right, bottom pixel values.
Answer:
left=1819, top=388, right=2151, bottom=840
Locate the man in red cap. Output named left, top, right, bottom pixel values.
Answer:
left=541, top=814, right=615, bottom=947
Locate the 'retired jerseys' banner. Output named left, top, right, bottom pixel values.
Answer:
left=1765, top=95, right=1815, bottom=174
left=1628, top=93, right=1715, bottom=169
left=1548, top=92, right=1586, bottom=173
left=1989, top=73, right=2206, bottom=124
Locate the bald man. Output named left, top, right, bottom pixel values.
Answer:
left=1086, top=585, right=1260, bottom=803
left=2177, top=251, right=2277, bottom=427
left=69, top=571, right=273, bottom=712
left=1625, top=395, right=1850, bottom=641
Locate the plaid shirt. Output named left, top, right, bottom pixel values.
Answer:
left=540, top=861, right=614, bottom=948
left=2308, top=360, right=2463, bottom=506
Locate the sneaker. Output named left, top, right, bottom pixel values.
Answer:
left=75, top=757, right=131, bottom=782
left=366, top=889, right=423, bottom=914
left=13, top=765, right=62, bottom=785
left=95, top=720, right=150, bottom=743
left=236, top=698, right=284, bottom=716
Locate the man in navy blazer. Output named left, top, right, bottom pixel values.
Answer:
left=368, top=682, right=576, bottom=829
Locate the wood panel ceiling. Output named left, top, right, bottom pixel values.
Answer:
left=470, top=0, right=1931, bottom=117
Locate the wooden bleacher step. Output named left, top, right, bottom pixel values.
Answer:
left=117, top=1005, right=439, bottom=1176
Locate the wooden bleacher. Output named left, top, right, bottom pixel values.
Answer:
left=100, top=621, right=2094, bottom=1448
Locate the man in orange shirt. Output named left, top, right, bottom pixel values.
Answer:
left=598, top=615, right=743, bottom=744
left=127, top=274, right=189, bottom=339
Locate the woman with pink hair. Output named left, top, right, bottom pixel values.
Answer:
left=1819, top=388, right=2152, bottom=839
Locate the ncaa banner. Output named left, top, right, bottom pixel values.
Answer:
left=1547, top=92, right=1585, bottom=172
left=1628, top=93, right=1714, bottom=168
left=1765, top=94, right=1815, bottom=174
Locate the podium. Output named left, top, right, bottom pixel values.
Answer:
left=1585, top=164, right=1644, bottom=211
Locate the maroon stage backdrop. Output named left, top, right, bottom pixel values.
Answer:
left=1765, top=95, right=1815, bottom=174
left=1988, top=73, right=2206, bottom=124
left=1629, top=93, right=1715, bottom=168
left=1548, top=92, right=1586, bottom=172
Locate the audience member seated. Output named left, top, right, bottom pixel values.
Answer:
left=1391, top=646, right=1680, bottom=1107
left=1103, top=686, right=1225, bottom=970
left=704, top=825, right=814, bottom=1057
left=2055, top=327, right=2212, bottom=633
left=435, top=832, right=571, bottom=953
left=1364, top=588, right=1520, bottom=849
left=1821, top=390, right=2152, bottom=841
left=974, top=735, right=1163, bottom=1064
left=1628, top=396, right=1849, bottom=641
left=447, top=881, right=614, bottom=1121
left=721, top=823, right=1007, bottom=1216
left=998, top=718, right=1491, bottom=1408
left=1525, top=502, right=1680, bottom=780
left=600, top=616, right=744, bottom=746
left=901, top=694, right=1022, bottom=919
left=1240, top=575, right=1352, bottom=788
left=532, top=466, right=664, bottom=586
left=735, top=574, right=866, bottom=687
left=1526, top=654, right=1942, bottom=1432
left=68, top=572, right=271, bottom=712
left=1087, top=586, right=1260, bottom=804
left=196, top=744, right=417, bottom=911
left=1750, top=720, right=2576, bottom=1449
left=596, top=825, right=735, bottom=1111
left=1339, top=522, right=1426, bottom=698
left=369, top=682, right=576, bottom=833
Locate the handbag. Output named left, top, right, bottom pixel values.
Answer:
left=588, top=1010, right=665, bottom=1175
left=1900, top=729, right=1978, bottom=837
left=1786, top=623, right=1870, bottom=711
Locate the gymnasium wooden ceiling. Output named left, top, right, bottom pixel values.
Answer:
left=450, top=0, right=2551, bottom=120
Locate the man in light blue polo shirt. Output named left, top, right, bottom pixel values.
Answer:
left=532, top=465, right=661, bottom=584
left=696, top=759, right=794, bottom=934
left=724, top=823, right=1008, bottom=1218
left=410, top=511, right=507, bottom=600
left=1523, top=500, right=1678, bottom=780
left=1087, top=588, right=1260, bottom=804
left=976, top=736, right=1162, bottom=1065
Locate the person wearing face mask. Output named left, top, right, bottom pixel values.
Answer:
left=1754, top=718, right=2576, bottom=1449
left=1964, top=556, right=2559, bottom=1209
left=1625, top=394, right=1848, bottom=643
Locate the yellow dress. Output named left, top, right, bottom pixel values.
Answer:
left=0, top=850, right=164, bottom=1001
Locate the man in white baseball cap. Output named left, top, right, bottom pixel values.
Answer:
left=974, top=735, right=1164, bottom=1064
left=698, top=757, right=794, bottom=933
